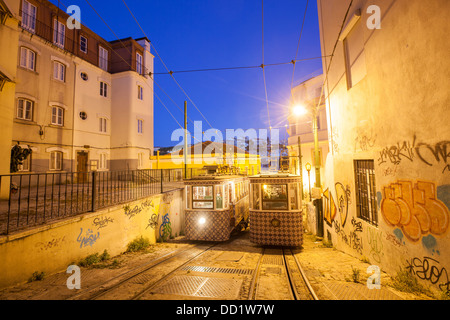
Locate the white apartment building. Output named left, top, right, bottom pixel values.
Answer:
left=9, top=0, right=154, bottom=176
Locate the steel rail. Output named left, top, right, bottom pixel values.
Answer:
left=247, top=247, right=265, bottom=300
left=67, top=242, right=212, bottom=300
left=289, top=248, right=320, bottom=300
left=130, top=243, right=219, bottom=300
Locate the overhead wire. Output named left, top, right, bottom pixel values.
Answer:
left=121, top=0, right=215, bottom=131
left=79, top=0, right=333, bottom=139
left=290, top=0, right=309, bottom=95
left=286, top=0, right=309, bottom=134
left=261, top=0, right=271, bottom=130
left=70, top=0, right=198, bottom=140
left=148, top=56, right=329, bottom=75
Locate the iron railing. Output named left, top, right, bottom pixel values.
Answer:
left=0, top=168, right=199, bottom=235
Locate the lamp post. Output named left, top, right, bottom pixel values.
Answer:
left=291, top=104, right=320, bottom=188
left=305, top=162, right=311, bottom=201
left=291, top=102, right=323, bottom=238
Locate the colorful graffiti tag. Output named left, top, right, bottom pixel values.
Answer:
left=159, top=213, right=172, bottom=241
left=323, top=188, right=337, bottom=226
left=335, top=183, right=350, bottom=226
left=380, top=180, right=449, bottom=242
left=77, top=228, right=100, bottom=248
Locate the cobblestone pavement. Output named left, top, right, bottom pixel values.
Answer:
left=295, top=233, right=433, bottom=300
left=0, top=231, right=433, bottom=300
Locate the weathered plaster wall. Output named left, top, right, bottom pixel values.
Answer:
left=318, top=0, right=450, bottom=293
left=0, top=189, right=184, bottom=289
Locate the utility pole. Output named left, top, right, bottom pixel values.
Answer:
left=297, top=136, right=302, bottom=178
left=312, top=109, right=321, bottom=188
left=298, top=135, right=304, bottom=199
left=184, top=101, right=188, bottom=179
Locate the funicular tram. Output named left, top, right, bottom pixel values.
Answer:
left=184, top=173, right=249, bottom=241
left=249, top=173, right=303, bottom=247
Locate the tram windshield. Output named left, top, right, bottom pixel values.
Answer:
left=192, top=186, right=214, bottom=209
left=262, top=184, right=288, bottom=210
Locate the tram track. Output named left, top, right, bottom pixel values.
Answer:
left=248, top=247, right=318, bottom=300
left=67, top=233, right=317, bottom=301
left=67, top=242, right=218, bottom=300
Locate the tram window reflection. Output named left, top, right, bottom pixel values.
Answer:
left=193, top=186, right=214, bottom=209
left=262, top=184, right=288, bottom=210
left=252, top=184, right=260, bottom=210
left=216, top=185, right=223, bottom=209
left=289, top=183, right=298, bottom=210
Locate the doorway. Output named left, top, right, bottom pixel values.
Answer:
left=76, top=151, right=89, bottom=183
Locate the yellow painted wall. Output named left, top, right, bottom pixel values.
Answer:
left=0, top=0, right=20, bottom=198
left=0, top=189, right=183, bottom=289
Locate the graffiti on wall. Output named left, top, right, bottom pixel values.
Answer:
left=123, top=199, right=155, bottom=219
left=146, top=214, right=158, bottom=230
left=378, top=138, right=416, bottom=166
left=335, top=183, right=351, bottom=226
left=77, top=228, right=100, bottom=248
left=377, top=136, right=450, bottom=174
left=354, top=127, right=377, bottom=152
left=405, top=256, right=450, bottom=292
left=334, top=217, right=363, bottom=255
left=415, top=140, right=450, bottom=172
left=93, top=215, right=114, bottom=230
left=323, top=188, right=336, bottom=226
left=367, top=226, right=383, bottom=263
left=323, top=183, right=351, bottom=227
left=159, top=213, right=172, bottom=241
left=380, top=180, right=449, bottom=242
left=35, top=236, right=66, bottom=252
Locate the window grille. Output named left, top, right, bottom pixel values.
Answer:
left=354, top=159, right=377, bottom=226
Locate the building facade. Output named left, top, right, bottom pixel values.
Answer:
left=288, top=74, right=329, bottom=199
left=0, top=0, right=20, bottom=198
left=7, top=0, right=154, bottom=179
left=317, top=0, right=450, bottom=293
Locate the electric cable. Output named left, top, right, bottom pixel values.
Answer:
left=121, top=0, right=215, bottom=131
left=148, top=56, right=329, bottom=75
left=261, top=0, right=271, bottom=130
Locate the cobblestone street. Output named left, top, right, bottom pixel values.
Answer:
left=0, top=231, right=433, bottom=300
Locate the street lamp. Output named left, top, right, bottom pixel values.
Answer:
left=305, top=162, right=312, bottom=201
left=292, top=104, right=307, bottom=117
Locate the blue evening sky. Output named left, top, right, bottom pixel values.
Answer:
left=50, top=0, right=323, bottom=147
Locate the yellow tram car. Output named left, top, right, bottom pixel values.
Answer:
left=249, top=173, right=303, bottom=247
left=184, top=175, right=249, bottom=241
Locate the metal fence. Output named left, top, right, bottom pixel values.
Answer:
left=0, top=168, right=202, bottom=235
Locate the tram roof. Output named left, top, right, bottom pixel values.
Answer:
left=249, top=173, right=300, bottom=178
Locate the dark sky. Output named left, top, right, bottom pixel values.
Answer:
left=51, top=0, right=323, bottom=147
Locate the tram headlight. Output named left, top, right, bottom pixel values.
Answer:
left=199, top=217, right=206, bottom=225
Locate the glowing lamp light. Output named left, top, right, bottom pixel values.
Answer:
left=199, top=217, right=206, bottom=225
left=292, top=104, right=307, bottom=117
left=305, top=162, right=312, bottom=172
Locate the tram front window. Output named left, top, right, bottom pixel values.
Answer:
left=193, top=186, right=214, bottom=209
left=262, top=184, right=288, bottom=210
